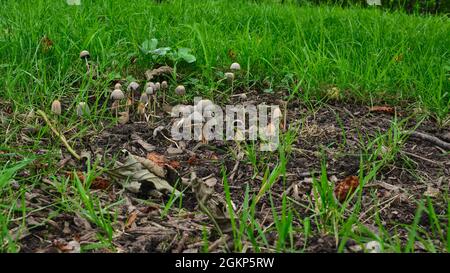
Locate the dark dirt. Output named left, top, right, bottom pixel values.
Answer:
left=6, top=91, right=450, bottom=253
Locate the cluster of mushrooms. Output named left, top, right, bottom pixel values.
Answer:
left=49, top=50, right=243, bottom=127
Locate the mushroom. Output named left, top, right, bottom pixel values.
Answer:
left=80, top=50, right=90, bottom=72
left=155, top=82, right=161, bottom=91
left=76, top=102, right=90, bottom=117
left=127, top=81, right=140, bottom=103
left=145, top=87, right=156, bottom=114
left=51, top=100, right=62, bottom=116
left=145, top=82, right=155, bottom=90
left=114, top=83, right=122, bottom=90
left=225, top=72, right=234, bottom=82
left=175, top=85, right=186, bottom=96
left=161, top=81, right=168, bottom=103
left=230, top=62, right=241, bottom=71
left=140, top=92, right=149, bottom=104
left=188, top=111, right=207, bottom=143
left=194, top=99, right=214, bottom=115
left=111, top=89, right=125, bottom=119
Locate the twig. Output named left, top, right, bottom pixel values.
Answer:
left=208, top=234, right=229, bottom=252
left=405, top=130, right=450, bottom=150
left=36, top=110, right=81, bottom=160
left=229, top=160, right=240, bottom=181
left=173, top=232, right=189, bottom=253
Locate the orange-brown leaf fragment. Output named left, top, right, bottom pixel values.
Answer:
left=125, top=210, right=138, bottom=229
left=147, top=152, right=180, bottom=169
left=369, top=106, right=395, bottom=114
left=334, top=176, right=360, bottom=202
left=40, top=36, right=53, bottom=52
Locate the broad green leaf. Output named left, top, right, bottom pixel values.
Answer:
left=139, top=38, right=158, bottom=54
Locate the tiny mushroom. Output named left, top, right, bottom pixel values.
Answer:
left=145, top=86, right=154, bottom=96
left=145, top=87, right=156, bottom=114
left=225, top=72, right=235, bottom=82
left=175, top=85, right=186, bottom=96
left=160, top=81, right=168, bottom=103
left=230, top=62, right=241, bottom=71
left=114, top=83, right=122, bottom=90
left=155, top=82, right=161, bottom=91
left=79, top=50, right=90, bottom=60
left=80, top=50, right=90, bottom=71
left=127, top=81, right=140, bottom=102
left=51, top=100, right=62, bottom=116
left=111, top=89, right=125, bottom=118
left=140, top=93, right=149, bottom=104
left=145, top=82, right=156, bottom=90
left=76, top=102, right=90, bottom=117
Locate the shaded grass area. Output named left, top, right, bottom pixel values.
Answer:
left=1, top=0, right=449, bottom=118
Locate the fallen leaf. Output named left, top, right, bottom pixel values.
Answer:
left=40, top=36, right=53, bottom=53
left=118, top=111, right=129, bottom=125
left=125, top=210, right=138, bottom=229
left=191, top=172, right=235, bottom=233
left=147, top=152, right=180, bottom=169
left=334, top=175, right=360, bottom=202
left=144, top=65, right=174, bottom=81
left=131, top=133, right=155, bottom=152
left=111, top=150, right=180, bottom=196
left=187, top=155, right=199, bottom=165
left=364, top=241, right=382, bottom=253
left=54, top=240, right=80, bottom=253
left=227, top=49, right=237, bottom=60
left=424, top=186, right=440, bottom=198
left=369, top=106, right=395, bottom=114
left=393, top=53, right=404, bottom=62
left=68, top=171, right=111, bottom=190
left=327, top=87, right=340, bottom=100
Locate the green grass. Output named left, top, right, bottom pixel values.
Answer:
left=0, top=0, right=449, bottom=253
left=1, top=0, right=449, bottom=119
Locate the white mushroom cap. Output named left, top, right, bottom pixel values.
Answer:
left=161, top=81, right=168, bottom=90
left=76, top=102, right=90, bottom=117
left=111, top=89, right=125, bottom=100
left=175, top=85, right=186, bottom=96
left=230, top=62, right=241, bottom=71
left=145, top=82, right=155, bottom=90
left=127, top=81, right=140, bottom=91
left=79, top=50, right=90, bottom=59
left=225, top=72, right=235, bottom=81
left=114, top=83, right=122, bottom=90
left=140, top=93, right=149, bottom=103
left=189, top=111, right=205, bottom=124
left=155, top=82, right=161, bottom=91
left=51, top=100, right=62, bottom=115
left=145, top=87, right=154, bottom=96
left=273, top=108, right=282, bottom=120
left=194, top=99, right=214, bottom=113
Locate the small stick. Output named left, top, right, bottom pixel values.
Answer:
left=36, top=110, right=81, bottom=160
left=404, top=131, right=450, bottom=150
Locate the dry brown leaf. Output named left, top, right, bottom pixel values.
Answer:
left=334, top=175, right=360, bottom=202
left=227, top=49, right=237, bottom=60
left=68, top=171, right=111, bottom=190
left=111, top=150, right=180, bottom=196
left=147, top=152, right=180, bottom=170
left=144, top=65, right=174, bottom=81
left=369, top=106, right=395, bottom=114
left=125, top=210, right=138, bottom=229
left=393, top=53, right=404, bottom=62
left=40, top=36, right=53, bottom=52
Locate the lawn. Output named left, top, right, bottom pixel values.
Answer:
left=0, top=0, right=449, bottom=253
